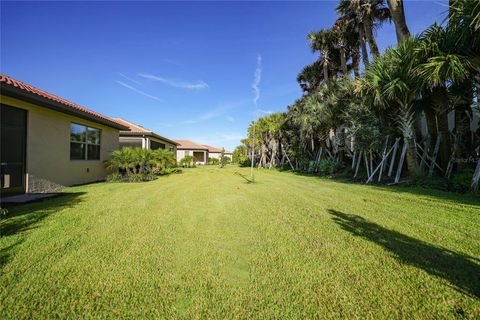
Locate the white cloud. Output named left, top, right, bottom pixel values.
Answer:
left=138, top=73, right=209, bottom=90
left=252, top=54, right=262, bottom=106
left=226, top=115, right=235, bottom=122
left=116, top=80, right=161, bottom=101
left=118, top=73, right=143, bottom=86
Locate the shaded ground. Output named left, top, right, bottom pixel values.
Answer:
left=1, top=167, right=479, bottom=319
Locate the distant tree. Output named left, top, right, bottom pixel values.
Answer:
left=220, top=149, right=229, bottom=168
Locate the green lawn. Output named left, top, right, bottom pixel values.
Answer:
left=1, top=166, right=479, bottom=319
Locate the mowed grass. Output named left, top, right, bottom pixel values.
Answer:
left=1, top=166, right=479, bottom=319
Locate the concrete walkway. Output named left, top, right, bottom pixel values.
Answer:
left=1, top=193, right=61, bottom=205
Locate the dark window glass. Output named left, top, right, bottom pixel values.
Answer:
left=87, top=145, right=100, bottom=160
left=70, top=123, right=101, bottom=160
left=70, top=142, right=86, bottom=160
left=150, top=141, right=166, bottom=150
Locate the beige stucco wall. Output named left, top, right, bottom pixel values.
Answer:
left=208, top=152, right=232, bottom=160
left=2, top=95, right=119, bottom=193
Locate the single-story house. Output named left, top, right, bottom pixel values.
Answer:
left=203, top=145, right=233, bottom=161
left=175, top=140, right=209, bottom=165
left=0, top=74, right=129, bottom=196
left=112, top=118, right=179, bottom=154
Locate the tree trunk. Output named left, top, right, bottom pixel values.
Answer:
left=363, top=18, right=380, bottom=57
left=387, top=0, right=411, bottom=43
left=454, top=84, right=473, bottom=169
left=352, top=48, right=361, bottom=79
left=322, top=53, right=329, bottom=82
left=339, top=46, right=348, bottom=76
left=432, top=86, right=451, bottom=170
left=405, top=137, right=419, bottom=176
left=358, top=24, right=369, bottom=67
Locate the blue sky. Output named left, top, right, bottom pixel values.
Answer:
left=1, top=1, right=447, bottom=151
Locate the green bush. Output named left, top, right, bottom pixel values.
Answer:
left=318, top=159, right=343, bottom=176
left=105, top=147, right=177, bottom=182
left=208, top=158, right=220, bottom=165
left=106, top=172, right=124, bottom=183
left=127, top=173, right=156, bottom=183
left=238, top=156, right=251, bottom=167
left=180, top=155, right=197, bottom=168
left=450, top=169, right=473, bottom=193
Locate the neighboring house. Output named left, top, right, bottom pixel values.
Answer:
left=0, top=74, right=129, bottom=196
left=112, top=118, right=179, bottom=155
left=175, top=140, right=209, bottom=165
left=203, top=145, right=233, bottom=161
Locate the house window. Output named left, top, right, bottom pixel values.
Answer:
left=150, top=140, right=166, bottom=150
left=70, top=123, right=101, bottom=160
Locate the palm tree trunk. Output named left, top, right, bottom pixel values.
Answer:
left=358, top=25, right=369, bottom=67
left=432, top=86, right=451, bottom=170
left=364, top=18, right=380, bottom=56
left=322, top=54, right=329, bottom=82
left=339, top=45, right=348, bottom=76
left=352, top=48, right=361, bottom=79
left=387, top=0, right=411, bottom=43
left=405, top=137, right=419, bottom=176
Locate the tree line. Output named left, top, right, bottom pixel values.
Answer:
left=234, top=0, right=480, bottom=191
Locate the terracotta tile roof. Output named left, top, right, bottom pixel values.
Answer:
left=175, top=140, right=209, bottom=150
left=112, top=118, right=152, bottom=133
left=112, top=118, right=179, bottom=145
left=0, top=73, right=128, bottom=130
left=202, top=144, right=232, bottom=154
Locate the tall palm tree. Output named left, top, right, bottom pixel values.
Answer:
left=333, top=18, right=350, bottom=76
left=308, top=28, right=335, bottom=82
left=387, top=0, right=410, bottom=42
left=362, top=38, right=422, bottom=175
left=337, top=0, right=370, bottom=67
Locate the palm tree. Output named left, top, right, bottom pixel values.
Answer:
left=337, top=0, right=370, bottom=67
left=386, top=0, right=410, bottom=42
left=362, top=38, right=422, bottom=175
left=333, top=18, right=351, bottom=77
left=308, top=28, right=335, bottom=82
left=338, top=0, right=390, bottom=60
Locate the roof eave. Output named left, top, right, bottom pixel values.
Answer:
left=120, top=131, right=180, bottom=145
left=1, top=84, right=129, bottom=131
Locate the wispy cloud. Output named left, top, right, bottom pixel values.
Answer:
left=118, top=73, right=143, bottom=86
left=138, top=73, right=209, bottom=90
left=182, top=101, right=245, bottom=124
left=116, top=80, right=161, bottom=101
left=158, top=122, right=174, bottom=128
left=252, top=53, right=262, bottom=106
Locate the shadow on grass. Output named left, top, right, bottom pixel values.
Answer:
left=328, top=209, right=480, bottom=299
left=0, top=192, right=84, bottom=269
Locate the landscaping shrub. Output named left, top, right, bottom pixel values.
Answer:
left=318, top=159, right=343, bottom=176
left=105, top=147, right=177, bottom=182
left=106, top=172, right=124, bottom=183
left=127, top=173, right=156, bottom=183
left=180, top=155, right=196, bottom=168
left=450, top=169, right=474, bottom=193
left=208, top=158, right=220, bottom=165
